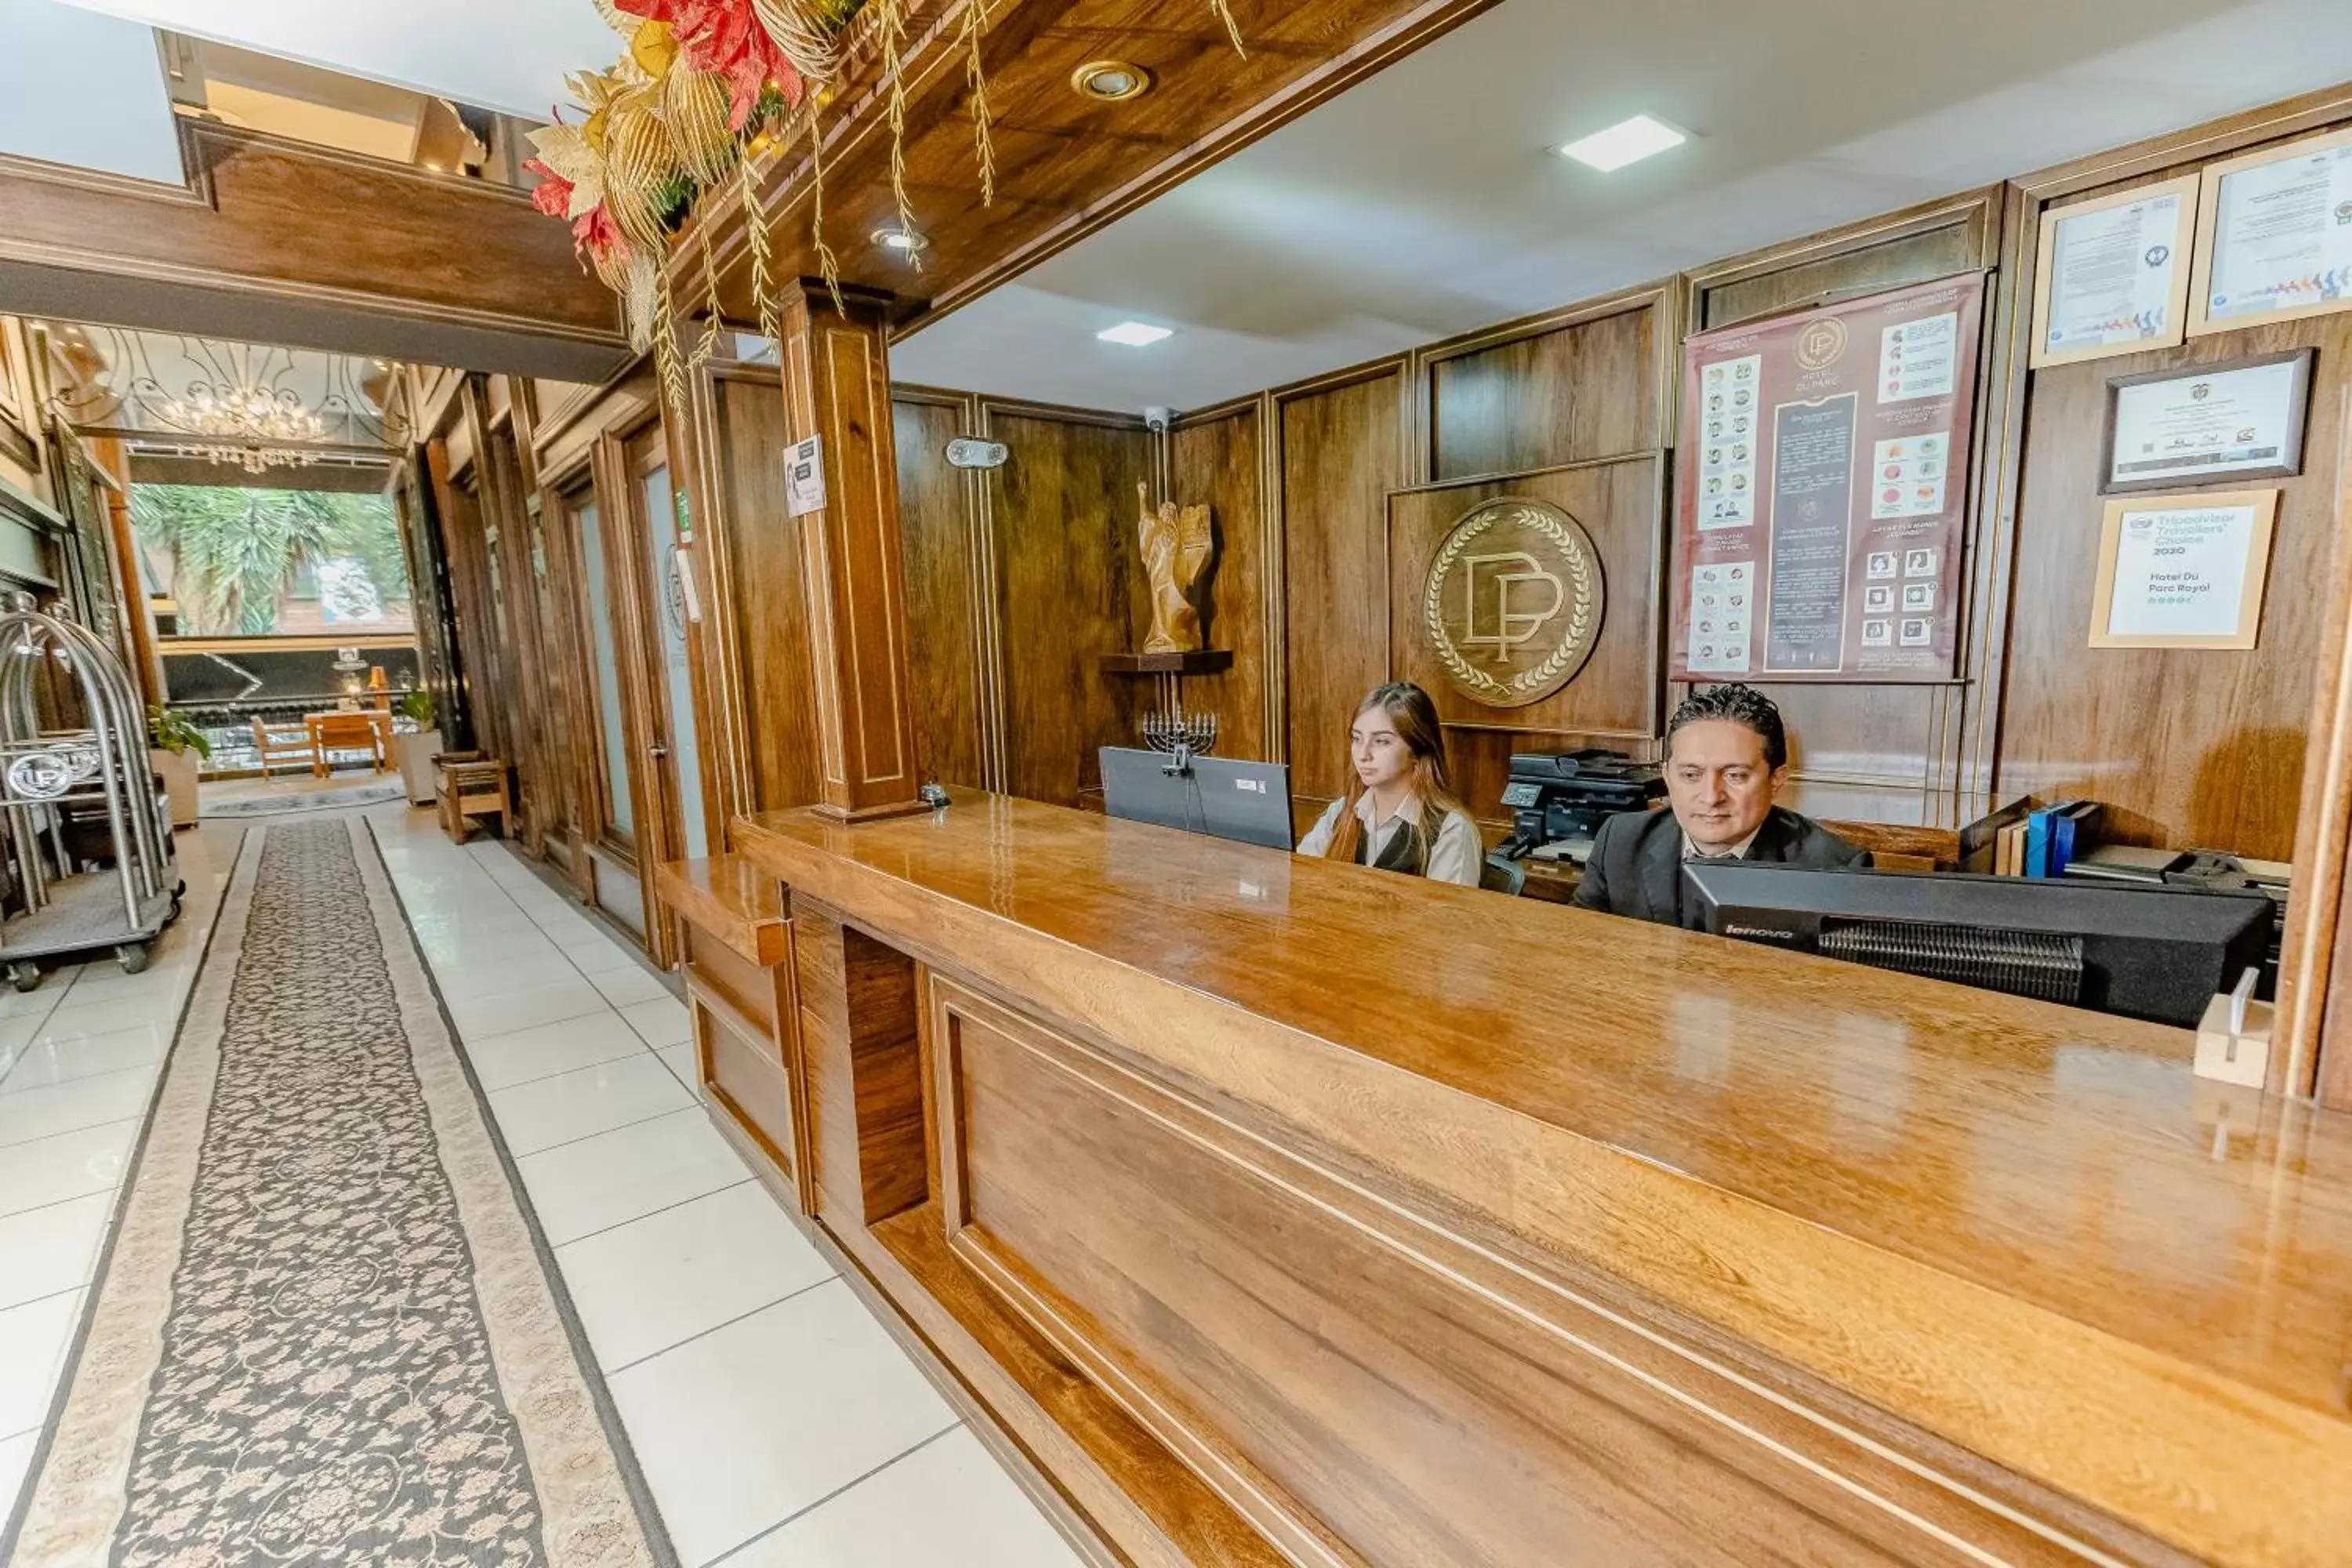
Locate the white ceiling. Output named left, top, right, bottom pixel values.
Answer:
left=2, top=0, right=183, bottom=184
left=892, top=0, right=2352, bottom=413
left=50, top=0, right=616, bottom=118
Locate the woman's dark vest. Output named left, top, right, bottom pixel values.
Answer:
left=1352, top=818, right=1427, bottom=876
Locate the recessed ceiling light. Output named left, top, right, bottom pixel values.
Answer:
left=1071, top=59, right=1152, bottom=102
left=1097, top=321, right=1173, bottom=347
left=871, top=227, right=925, bottom=254
left=1557, top=114, right=1687, bottom=172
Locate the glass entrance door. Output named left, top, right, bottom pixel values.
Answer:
left=573, top=492, right=645, bottom=933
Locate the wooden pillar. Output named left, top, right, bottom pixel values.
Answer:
left=85, top=437, right=165, bottom=711
left=2285, top=387, right=2352, bottom=1106
left=777, top=281, right=925, bottom=820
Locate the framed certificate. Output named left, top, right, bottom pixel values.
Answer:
left=2100, top=348, right=2314, bottom=495
left=2188, top=125, right=2352, bottom=336
left=2089, top=488, right=2278, bottom=649
left=2029, top=175, right=2199, bottom=368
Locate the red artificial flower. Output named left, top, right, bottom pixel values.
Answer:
left=572, top=205, right=627, bottom=267
left=523, top=158, right=574, bottom=219
left=617, top=0, right=802, bottom=129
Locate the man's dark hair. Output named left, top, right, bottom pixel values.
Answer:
left=1667, top=683, right=1788, bottom=771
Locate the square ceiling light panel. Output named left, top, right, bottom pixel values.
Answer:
left=1558, top=113, right=1688, bottom=172
left=1097, top=321, right=1175, bottom=347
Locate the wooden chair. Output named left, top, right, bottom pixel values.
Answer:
left=249, top=717, right=312, bottom=777
left=310, top=713, right=387, bottom=778
left=434, top=753, right=510, bottom=843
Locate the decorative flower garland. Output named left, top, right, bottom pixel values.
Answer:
left=525, top=0, right=1247, bottom=403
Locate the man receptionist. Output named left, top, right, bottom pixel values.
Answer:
left=1574, top=683, right=1867, bottom=927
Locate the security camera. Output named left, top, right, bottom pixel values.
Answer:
left=1143, top=405, right=1172, bottom=432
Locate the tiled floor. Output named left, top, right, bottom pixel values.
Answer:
left=0, top=799, right=1086, bottom=1566
left=0, top=824, right=238, bottom=1523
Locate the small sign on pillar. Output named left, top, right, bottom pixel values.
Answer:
left=785, top=436, right=827, bottom=517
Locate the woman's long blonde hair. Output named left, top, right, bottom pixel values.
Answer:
left=1322, top=682, right=1467, bottom=865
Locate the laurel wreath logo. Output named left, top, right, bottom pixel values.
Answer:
left=1421, top=499, right=1602, bottom=708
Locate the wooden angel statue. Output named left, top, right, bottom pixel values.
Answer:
left=1138, top=481, right=1216, bottom=655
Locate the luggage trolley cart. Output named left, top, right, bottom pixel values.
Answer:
left=0, top=595, right=181, bottom=989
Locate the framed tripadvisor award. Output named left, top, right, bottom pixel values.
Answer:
left=1671, top=271, right=1986, bottom=682
left=2089, top=489, right=2278, bottom=650
left=2188, top=125, right=2352, bottom=336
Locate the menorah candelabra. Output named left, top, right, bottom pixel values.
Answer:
left=1141, top=673, right=1217, bottom=773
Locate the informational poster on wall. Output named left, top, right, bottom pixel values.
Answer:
left=1671, top=271, right=1986, bottom=682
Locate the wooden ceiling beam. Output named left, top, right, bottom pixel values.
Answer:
left=0, top=119, right=630, bottom=381
left=672, top=0, right=1503, bottom=338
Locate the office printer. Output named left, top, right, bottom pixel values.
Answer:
left=1497, top=749, right=1664, bottom=862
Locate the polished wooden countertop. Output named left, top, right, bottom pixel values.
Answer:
left=735, top=789, right=2352, bottom=1566
left=652, top=855, right=789, bottom=967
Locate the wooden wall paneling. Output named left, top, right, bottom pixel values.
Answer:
left=394, top=445, right=474, bottom=754
left=1386, top=457, right=1665, bottom=826
left=1991, top=111, right=2352, bottom=862
left=517, top=389, right=597, bottom=873
left=692, top=365, right=819, bottom=818
left=470, top=390, right=556, bottom=853
left=894, top=390, right=993, bottom=789
left=1256, top=392, right=1288, bottom=761
left=1279, top=361, right=1410, bottom=803
left=1676, top=189, right=2005, bottom=828
left=978, top=400, right=1153, bottom=806
left=534, top=368, right=659, bottom=493
left=1169, top=401, right=1269, bottom=761
left=426, top=432, right=514, bottom=778
left=1985, top=81, right=2352, bottom=851
left=925, top=975, right=2132, bottom=1568
left=790, top=896, right=927, bottom=1226
left=1422, top=285, right=1669, bottom=481
left=1997, top=310, right=2347, bottom=860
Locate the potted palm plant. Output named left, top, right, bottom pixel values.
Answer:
left=148, top=707, right=208, bottom=829
left=395, top=688, right=442, bottom=805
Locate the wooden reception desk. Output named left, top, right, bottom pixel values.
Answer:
left=713, top=789, right=2352, bottom=1568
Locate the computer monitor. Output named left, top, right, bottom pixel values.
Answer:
left=1191, top=756, right=1294, bottom=848
left=1101, top=748, right=1296, bottom=851
left=1099, top=746, right=1203, bottom=836
left=1680, top=862, right=2271, bottom=1029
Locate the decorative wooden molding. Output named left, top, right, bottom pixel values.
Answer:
left=2013, top=80, right=2352, bottom=202
left=0, top=116, right=627, bottom=379
left=1680, top=186, right=2006, bottom=328
left=2281, top=387, right=2352, bottom=1103
left=779, top=281, right=926, bottom=819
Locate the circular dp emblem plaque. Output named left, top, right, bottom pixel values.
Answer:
left=1421, top=498, right=1604, bottom=709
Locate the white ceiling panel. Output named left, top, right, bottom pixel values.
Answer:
left=2, top=0, right=183, bottom=185
left=894, top=0, right=2352, bottom=413
left=51, top=0, right=617, bottom=118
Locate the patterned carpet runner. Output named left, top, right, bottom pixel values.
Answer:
left=4, top=820, right=669, bottom=1566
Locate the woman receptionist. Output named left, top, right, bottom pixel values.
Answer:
left=1296, top=681, right=1483, bottom=887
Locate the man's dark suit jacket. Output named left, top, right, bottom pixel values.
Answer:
left=1570, top=806, right=1869, bottom=928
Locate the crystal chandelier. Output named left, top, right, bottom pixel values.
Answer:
left=156, top=383, right=330, bottom=474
